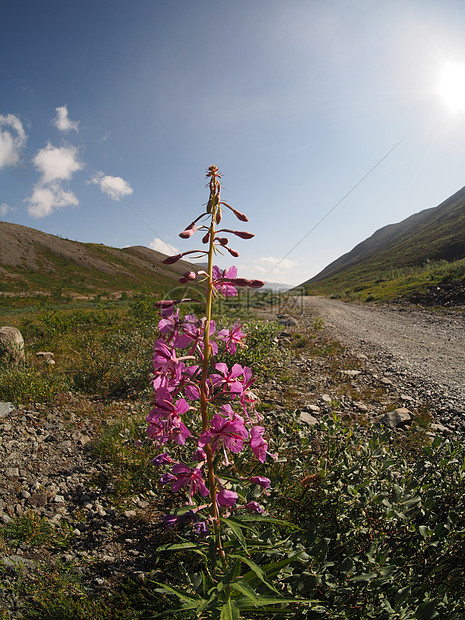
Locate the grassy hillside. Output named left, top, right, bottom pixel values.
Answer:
left=301, top=186, right=465, bottom=301
left=0, top=221, right=198, bottom=302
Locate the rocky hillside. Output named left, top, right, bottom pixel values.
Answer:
left=300, top=185, right=465, bottom=294
left=0, top=221, right=196, bottom=298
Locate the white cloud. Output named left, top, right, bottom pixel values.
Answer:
left=254, top=256, right=298, bottom=274
left=0, top=113, right=27, bottom=169
left=53, top=105, right=79, bottom=133
left=26, top=183, right=79, bottom=218
left=91, top=172, right=133, bottom=200
left=32, top=143, right=82, bottom=184
left=0, top=202, right=13, bottom=217
left=27, top=143, right=82, bottom=217
left=149, top=238, right=179, bottom=255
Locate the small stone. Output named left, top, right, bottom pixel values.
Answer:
left=340, top=370, right=362, bottom=377
left=2, top=555, right=36, bottom=571
left=277, top=315, right=298, bottom=327
left=299, top=412, right=319, bottom=426
left=400, top=394, right=415, bottom=403
left=302, top=403, right=321, bottom=413
left=36, top=351, right=54, bottom=360
left=5, top=467, right=19, bottom=478
left=430, top=423, right=451, bottom=434
left=124, top=510, right=137, bottom=518
left=0, top=402, right=15, bottom=418
left=380, top=408, right=412, bottom=429
left=54, top=495, right=65, bottom=503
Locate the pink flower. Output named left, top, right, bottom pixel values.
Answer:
left=250, top=476, right=271, bottom=489
left=153, top=339, right=179, bottom=374
left=146, top=388, right=191, bottom=445
left=210, top=362, right=245, bottom=395
left=158, top=308, right=181, bottom=341
left=245, top=501, right=265, bottom=514
left=170, top=464, right=209, bottom=502
left=152, top=453, right=173, bottom=467
left=198, top=411, right=248, bottom=462
left=250, top=426, right=268, bottom=463
left=217, top=489, right=238, bottom=507
left=175, top=315, right=217, bottom=355
left=192, top=448, right=207, bottom=462
left=212, top=265, right=238, bottom=297
left=239, top=366, right=258, bottom=414
left=217, top=320, right=246, bottom=355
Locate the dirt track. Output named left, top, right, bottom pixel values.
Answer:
left=300, top=297, right=465, bottom=409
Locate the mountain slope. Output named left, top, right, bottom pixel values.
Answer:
left=0, top=221, right=195, bottom=297
left=300, top=185, right=465, bottom=295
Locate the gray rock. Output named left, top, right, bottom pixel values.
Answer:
left=302, top=403, right=321, bottom=413
left=0, top=327, right=25, bottom=363
left=340, top=370, right=362, bottom=377
left=0, top=402, right=15, bottom=418
left=299, top=411, right=319, bottom=426
left=380, top=408, right=412, bottom=429
left=36, top=351, right=54, bottom=360
left=2, top=555, right=36, bottom=571
left=277, top=315, right=298, bottom=327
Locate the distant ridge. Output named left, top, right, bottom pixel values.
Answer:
left=300, top=185, right=465, bottom=294
left=0, top=220, right=196, bottom=297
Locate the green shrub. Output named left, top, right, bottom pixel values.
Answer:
left=0, top=362, right=70, bottom=404
left=270, top=416, right=465, bottom=618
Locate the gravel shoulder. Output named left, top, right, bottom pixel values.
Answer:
left=300, top=296, right=465, bottom=413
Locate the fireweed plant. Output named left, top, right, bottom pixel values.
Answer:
left=149, top=167, right=313, bottom=618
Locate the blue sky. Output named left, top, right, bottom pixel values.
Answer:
left=3, top=0, right=465, bottom=285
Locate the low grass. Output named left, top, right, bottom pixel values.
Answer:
left=1, top=297, right=465, bottom=617
left=305, top=256, right=465, bottom=302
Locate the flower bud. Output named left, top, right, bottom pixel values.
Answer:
left=233, top=230, right=254, bottom=239
left=216, top=237, right=229, bottom=246
left=221, top=202, right=249, bottom=222
left=179, top=228, right=195, bottom=239
left=228, top=278, right=252, bottom=287
left=163, top=254, right=183, bottom=265
left=249, top=279, right=265, bottom=288
left=179, top=271, right=197, bottom=283
left=202, top=231, right=210, bottom=244
left=227, top=247, right=240, bottom=258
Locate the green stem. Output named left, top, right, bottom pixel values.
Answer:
left=199, top=175, right=226, bottom=569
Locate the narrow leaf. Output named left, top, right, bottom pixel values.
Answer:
left=222, top=517, right=248, bottom=551
left=230, top=581, right=260, bottom=605
left=220, top=599, right=240, bottom=620
left=230, top=555, right=280, bottom=595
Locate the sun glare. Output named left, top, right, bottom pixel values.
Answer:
left=437, top=61, right=465, bottom=113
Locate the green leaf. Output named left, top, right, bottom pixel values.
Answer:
left=220, top=599, right=240, bottom=620
left=154, top=582, right=202, bottom=608
left=351, top=572, right=377, bottom=583
left=230, top=554, right=280, bottom=595
left=236, top=514, right=299, bottom=529
left=242, top=552, right=308, bottom=587
left=222, top=517, right=248, bottom=551
left=230, top=581, right=260, bottom=605
left=415, top=600, right=439, bottom=620
left=156, top=541, right=201, bottom=552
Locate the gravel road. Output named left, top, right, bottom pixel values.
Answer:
left=300, top=296, right=465, bottom=414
